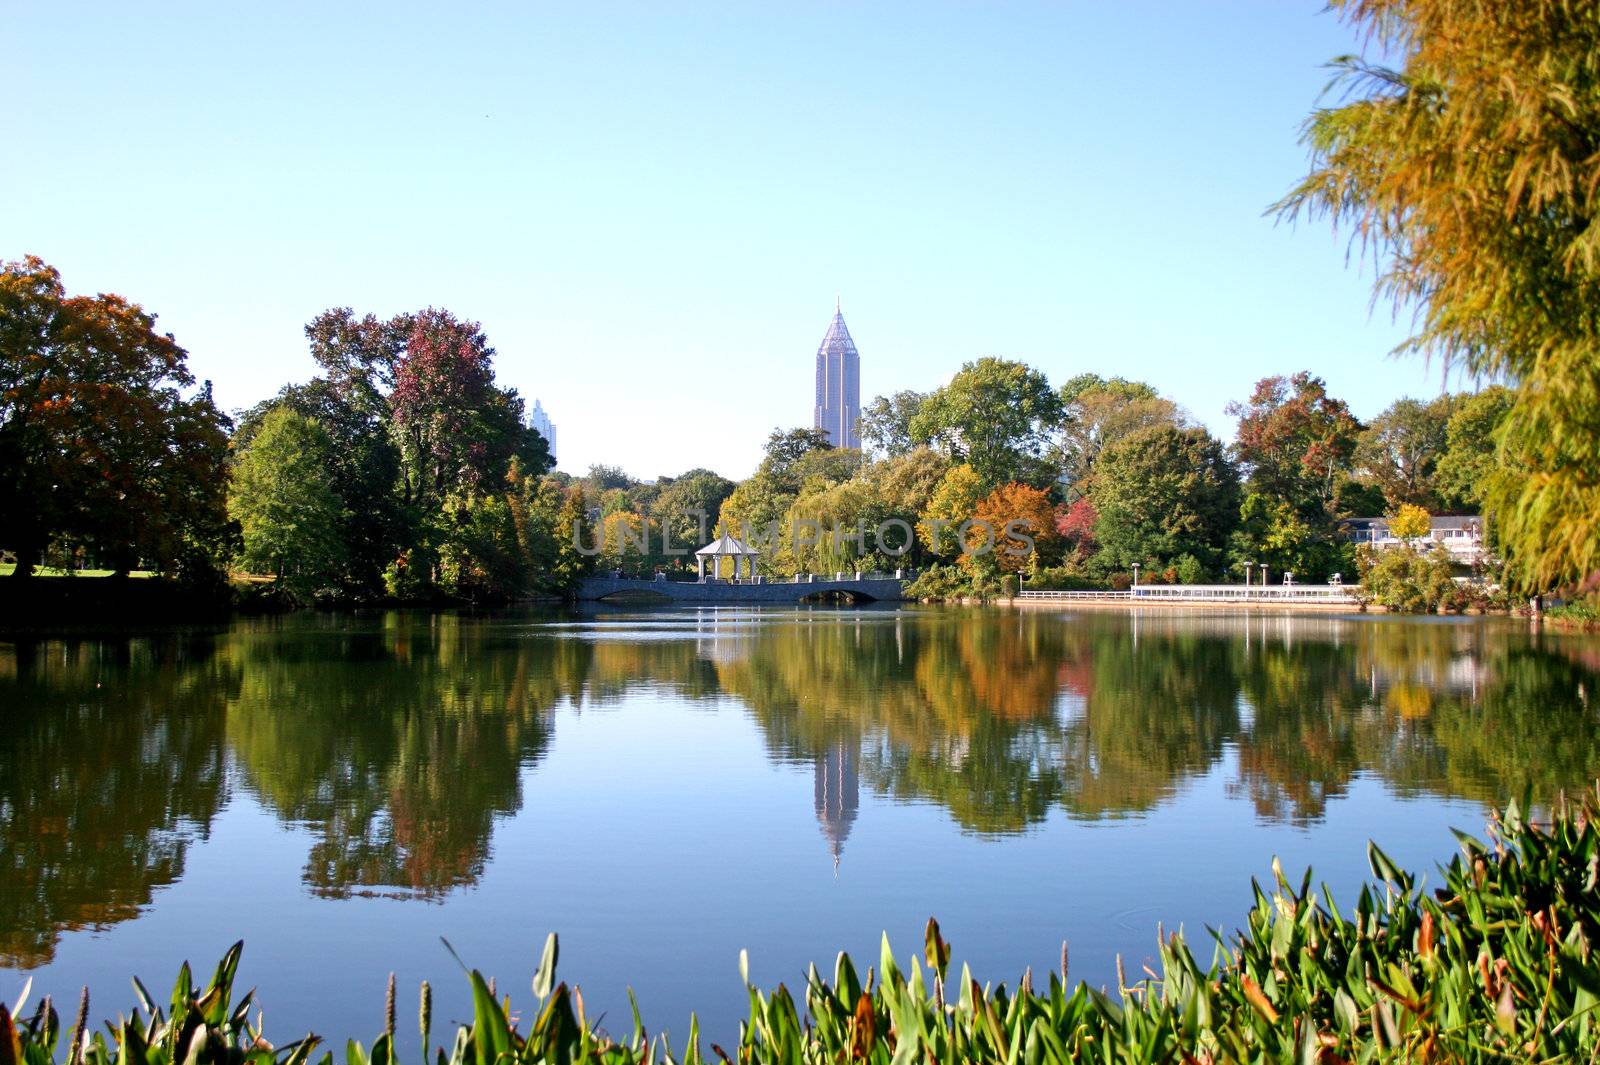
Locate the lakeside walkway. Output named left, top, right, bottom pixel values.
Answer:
left=1017, top=584, right=1361, bottom=606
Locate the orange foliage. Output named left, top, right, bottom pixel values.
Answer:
left=971, top=483, right=1060, bottom=573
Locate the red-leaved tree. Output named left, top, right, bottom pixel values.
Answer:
left=1226, top=372, right=1360, bottom=517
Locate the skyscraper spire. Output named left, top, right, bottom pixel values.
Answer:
left=813, top=302, right=860, bottom=449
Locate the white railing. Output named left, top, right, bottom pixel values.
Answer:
left=1132, top=584, right=1359, bottom=602
left=1019, top=584, right=1361, bottom=603
left=1016, top=589, right=1132, bottom=600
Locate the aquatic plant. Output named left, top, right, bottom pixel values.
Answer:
left=6, top=794, right=1599, bottom=1063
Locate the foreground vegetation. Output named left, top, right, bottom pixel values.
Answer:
left=8, top=796, right=1599, bottom=1063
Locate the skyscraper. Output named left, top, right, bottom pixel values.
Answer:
left=528, top=399, right=557, bottom=463
left=813, top=300, right=860, bottom=449
left=814, top=740, right=859, bottom=870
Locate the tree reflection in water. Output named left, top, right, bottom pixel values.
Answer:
left=3, top=608, right=1598, bottom=966
left=0, top=635, right=232, bottom=966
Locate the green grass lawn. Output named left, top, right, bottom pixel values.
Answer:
left=0, top=563, right=157, bottom=577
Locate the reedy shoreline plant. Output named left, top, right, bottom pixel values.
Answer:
left=6, top=795, right=1599, bottom=1063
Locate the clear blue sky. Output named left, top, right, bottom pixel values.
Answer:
left=4, top=2, right=1453, bottom=478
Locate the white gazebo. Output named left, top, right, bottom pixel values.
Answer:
left=696, top=531, right=762, bottom=582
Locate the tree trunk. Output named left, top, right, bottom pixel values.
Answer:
left=11, top=542, right=40, bottom=580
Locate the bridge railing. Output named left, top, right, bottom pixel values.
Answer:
left=589, top=571, right=911, bottom=587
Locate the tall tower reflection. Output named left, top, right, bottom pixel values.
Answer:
left=814, top=740, right=859, bottom=873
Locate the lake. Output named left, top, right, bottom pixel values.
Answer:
left=3, top=605, right=1597, bottom=1048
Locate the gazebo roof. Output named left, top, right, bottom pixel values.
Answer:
left=695, top=531, right=761, bottom=557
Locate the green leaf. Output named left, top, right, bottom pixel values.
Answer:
left=467, top=973, right=509, bottom=1065
left=532, top=934, right=559, bottom=1002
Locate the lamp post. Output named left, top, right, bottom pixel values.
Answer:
left=1131, top=562, right=1141, bottom=590
left=1259, top=563, right=1268, bottom=589
left=1243, top=560, right=1254, bottom=590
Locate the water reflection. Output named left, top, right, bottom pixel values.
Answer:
left=814, top=743, right=859, bottom=870
left=226, top=615, right=576, bottom=898
left=2, top=608, right=1598, bottom=968
left=0, top=636, right=233, bottom=965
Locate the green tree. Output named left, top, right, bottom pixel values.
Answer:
left=719, top=473, right=793, bottom=559
left=1353, top=395, right=1457, bottom=510
left=650, top=468, right=735, bottom=560
left=1357, top=543, right=1460, bottom=614
left=757, top=427, right=836, bottom=493
left=1279, top=0, right=1600, bottom=592
left=910, top=358, right=1064, bottom=488
left=1053, top=373, right=1184, bottom=493
left=1228, top=492, right=1321, bottom=581
left=1227, top=372, right=1360, bottom=518
left=583, top=464, right=634, bottom=493
left=1090, top=425, right=1240, bottom=576
left=234, top=377, right=405, bottom=596
left=1435, top=386, right=1514, bottom=511
left=866, top=447, right=950, bottom=567
left=229, top=408, right=347, bottom=600
left=438, top=489, right=525, bottom=600
left=782, top=478, right=883, bottom=573
left=858, top=390, right=927, bottom=458
left=790, top=446, right=865, bottom=490
left=0, top=256, right=232, bottom=580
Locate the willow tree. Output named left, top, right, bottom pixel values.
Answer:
left=1279, top=1, right=1600, bottom=593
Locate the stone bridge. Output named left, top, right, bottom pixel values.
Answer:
left=576, top=574, right=906, bottom=604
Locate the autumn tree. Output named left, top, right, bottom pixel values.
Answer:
left=303, top=307, right=412, bottom=392
left=229, top=408, right=346, bottom=599
left=910, top=358, right=1064, bottom=488
left=552, top=484, right=596, bottom=588
left=972, top=482, right=1060, bottom=573
left=0, top=256, right=231, bottom=580
left=918, top=464, right=989, bottom=559
left=1227, top=372, right=1360, bottom=518
left=390, top=309, right=538, bottom=514
left=1389, top=502, right=1433, bottom=543
left=1054, top=497, right=1098, bottom=561
left=1279, top=0, right=1600, bottom=592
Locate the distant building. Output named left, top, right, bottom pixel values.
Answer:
left=813, top=301, right=860, bottom=449
left=1341, top=514, right=1487, bottom=561
left=528, top=399, right=557, bottom=462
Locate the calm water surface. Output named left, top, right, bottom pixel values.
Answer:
left=3, top=605, right=1598, bottom=1044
